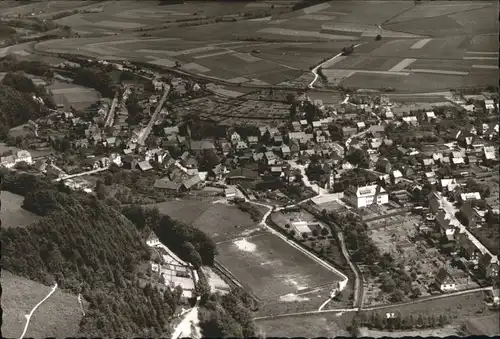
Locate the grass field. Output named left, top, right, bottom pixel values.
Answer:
left=1, top=270, right=84, bottom=339
left=216, top=231, right=342, bottom=301
left=0, top=191, right=40, bottom=229
left=465, top=314, right=500, bottom=336
left=256, top=313, right=350, bottom=337
left=358, top=325, right=460, bottom=338
left=153, top=199, right=262, bottom=243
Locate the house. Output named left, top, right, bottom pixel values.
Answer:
left=221, top=142, right=232, bottom=156
left=82, top=157, right=101, bottom=170
left=391, top=170, right=403, bottom=184
left=483, top=146, right=496, bottom=162
left=224, top=187, right=236, bottom=200
left=455, top=233, right=480, bottom=263
left=478, top=253, right=499, bottom=279
left=439, top=178, right=459, bottom=193
left=105, top=137, right=117, bottom=148
left=247, top=136, right=259, bottom=146
left=344, top=184, right=388, bottom=208
left=235, top=141, right=248, bottom=151
left=73, top=139, right=89, bottom=149
left=435, top=267, right=456, bottom=292
left=181, top=174, right=204, bottom=191
left=208, top=164, right=225, bottom=181
left=270, top=165, right=283, bottom=176
left=290, top=142, right=300, bottom=157
left=376, top=158, right=392, bottom=174
left=264, top=151, right=277, bottom=165
left=369, top=125, right=386, bottom=138
left=122, top=155, right=139, bottom=169
left=0, top=155, right=17, bottom=168
left=281, top=145, right=291, bottom=159
left=109, top=153, right=122, bottom=167
left=137, top=160, right=153, bottom=171
left=292, top=121, right=301, bottom=132
left=425, top=111, right=436, bottom=121
left=422, top=158, right=435, bottom=168
left=356, top=121, right=366, bottom=131
left=164, top=126, right=180, bottom=136
left=435, top=210, right=459, bottom=241
left=226, top=167, right=260, bottom=185
left=190, top=140, right=215, bottom=156
left=484, top=99, right=495, bottom=113
left=154, top=178, right=182, bottom=192
left=458, top=202, right=479, bottom=227
left=425, top=171, right=437, bottom=184
left=342, top=127, right=357, bottom=138
left=459, top=192, right=481, bottom=203
left=230, top=131, right=241, bottom=145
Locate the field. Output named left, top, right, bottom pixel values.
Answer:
left=48, top=81, right=100, bottom=110
left=1, top=270, right=85, bottom=339
left=464, top=314, right=500, bottom=336
left=216, top=231, right=341, bottom=301
left=0, top=191, right=40, bottom=229
left=256, top=313, right=350, bottom=337
left=26, top=0, right=495, bottom=91
left=153, top=199, right=262, bottom=243
left=358, top=325, right=460, bottom=338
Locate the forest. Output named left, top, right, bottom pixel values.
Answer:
left=1, top=171, right=257, bottom=337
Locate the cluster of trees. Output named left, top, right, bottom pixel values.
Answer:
left=346, top=149, right=371, bottom=169
left=0, top=171, right=182, bottom=337
left=350, top=312, right=452, bottom=334
left=122, top=205, right=217, bottom=268
left=0, top=83, right=47, bottom=139
left=234, top=199, right=263, bottom=222
left=125, top=89, right=142, bottom=125
left=198, top=284, right=258, bottom=338
left=2, top=71, right=56, bottom=109
left=72, top=67, right=115, bottom=98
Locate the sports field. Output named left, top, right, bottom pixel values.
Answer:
left=216, top=231, right=342, bottom=301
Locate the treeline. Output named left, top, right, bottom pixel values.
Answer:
left=0, top=171, right=179, bottom=337
left=122, top=205, right=218, bottom=267
left=0, top=55, right=54, bottom=78
left=72, top=67, right=116, bottom=98
left=351, top=312, right=452, bottom=334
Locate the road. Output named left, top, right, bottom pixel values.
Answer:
left=104, top=91, right=119, bottom=128
left=19, top=283, right=58, bottom=339
left=287, top=160, right=328, bottom=195
left=53, top=166, right=110, bottom=182
left=308, top=43, right=365, bottom=89
left=337, top=231, right=363, bottom=309
left=253, top=285, right=493, bottom=321
left=171, top=297, right=201, bottom=339
left=439, top=194, right=496, bottom=259
left=137, top=84, right=170, bottom=145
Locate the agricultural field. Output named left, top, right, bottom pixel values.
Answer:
left=464, top=314, right=500, bottom=336
left=30, top=0, right=498, bottom=91
left=358, top=325, right=460, bottom=338
left=216, top=231, right=342, bottom=301
left=0, top=191, right=40, bottom=229
left=1, top=270, right=85, bottom=339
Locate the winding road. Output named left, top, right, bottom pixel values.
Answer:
left=19, top=283, right=58, bottom=339
left=308, top=43, right=365, bottom=89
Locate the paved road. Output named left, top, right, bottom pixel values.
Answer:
left=337, top=231, right=363, bottom=309
left=171, top=297, right=201, bottom=339
left=440, top=194, right=497, bottom=259
left=104, top=92, right=119, bottom=128
left=253, top=285, right=493, bottom=321
left=19, top=283, right=58, bottom=339
left=137, top=85, right=170, bottom=145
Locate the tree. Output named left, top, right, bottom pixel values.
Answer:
left=346, top=149, right=370, bottom=169
left=375, top=34, right=382, bottom=41
left=95, top=180, right=107, bottom=200
left=321, top=227, right=329, bottom=236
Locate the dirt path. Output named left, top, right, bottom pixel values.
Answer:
left=19, top=283, right=58, bottom=339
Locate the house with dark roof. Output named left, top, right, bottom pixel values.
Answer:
left=190, top=140, right=215, bottom=156
left=181, top=174, right=204, bottom=191
left=478, top=253, right=499, bottom=279
left=226, top=167, right=260, bottom=185
left=435, top=267, right=456, bottom=292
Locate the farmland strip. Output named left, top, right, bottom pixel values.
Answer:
left=410, top=38, right=432, bottom=49
left=388, top=58, right=417, bottom=72
left=472, top=65, right=498, bottom=69
left=409, top=68, right=469, bottom=75
left=463, top=56, right=498, bottom=60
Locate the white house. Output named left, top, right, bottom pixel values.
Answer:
left=224, top=187, right=236, bottom=200
left=16, top=150, right=33, bottom=165
left=146, top=232, right=161, bottom=247
left=345, top=184, right=389, bottom=208
left=230, top=131, right=241, bottom=144
left=435, top=268, right=456, bottom=292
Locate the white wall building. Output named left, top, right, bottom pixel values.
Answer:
left=345, top=184, right=388, bottom=208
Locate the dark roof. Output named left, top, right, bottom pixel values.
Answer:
left=435, top=267, right=450, bottom=283
left=182, top=175, right=202, bottom=189
left=190, top=140, right=215, bottom=150
left=154, top=179, right=181, bottom=190
left=227, top=167, right=259, bottom=180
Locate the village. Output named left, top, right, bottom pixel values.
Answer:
left=1, top=58, right=499, bottom=312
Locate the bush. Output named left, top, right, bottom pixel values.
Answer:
left=375, top=34, right=382, bottom=41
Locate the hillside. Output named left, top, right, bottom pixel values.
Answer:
left=0, top=172, right=181, bottom=337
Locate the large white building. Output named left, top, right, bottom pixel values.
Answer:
left=345, top=184, right=388, bottom=208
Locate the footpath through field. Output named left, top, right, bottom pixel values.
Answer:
left=19, top=283, right=58, bottom=339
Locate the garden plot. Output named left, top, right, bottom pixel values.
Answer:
left=216, top=231, right=341, bottom=301
left=324, top=1, right=413, bottom=26
left=406, top=59, right=473, bottom=73
left=0, top=191, right=40, bottom=229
